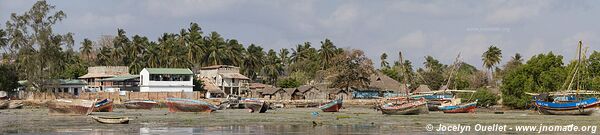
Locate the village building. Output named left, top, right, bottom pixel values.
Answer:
left=352, top=72, right=407, bottom=99
left=260, top=86, right=287, bottom=100
left=300, top=85, right=326, bottom=100
left=78, top=66, right=131, bottom=92
left=247, top=83, right=272, bottom=98
left=286, top=88, right=304, bottom=100
left=201, top=77, right=225, bottom=98
left=97, top=75, right=140, bottom=92
left=196, top=65, right=250, bottom=98
left=413, top=85, right=432, bottom=94
left=313, top=84, right=350, bottom=100
left=139, top=68, right=194, bottom=92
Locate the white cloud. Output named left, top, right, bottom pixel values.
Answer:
left=485, top=1, right=551, bottom=24
left=74, top=13, right=134, bottom=29
left=320, top=4, right=359, bottom=28
left=560, top=32, right=598, bottom=59
left=144, top=0, right=240, bottom=17
left=396, top=31, right=426, bottom=48
left=525, top=38, right=547, bottom=58
left=387, top=1, right=445, bottom=15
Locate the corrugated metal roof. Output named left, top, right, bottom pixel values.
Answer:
left=218, top=73, right=249, bottom=80
left=145, top=68, right=193, bottom=75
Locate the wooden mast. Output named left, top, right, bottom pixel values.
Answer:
left=398, top=51, right=410, bottom=102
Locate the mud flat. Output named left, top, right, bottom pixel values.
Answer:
left=1, top=107, right=599, bottom=134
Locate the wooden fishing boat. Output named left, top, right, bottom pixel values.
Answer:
left=319, top=99, right=343, bottom=112
left=48, top=99, right=95, bottom=115
left=241, top=99, right=268, bottom=113
left=90, top=116, right=130, bottom=124
left=8, top=101, right=23, bottom=109
left=166, top=98, right=218, bottom=113
left=93, top=99, right=113, bottom=112
left=534, top=97, right=600, bottom=115
left=0, top=100, right=9, bottom=109
left=124, top=100, right=159, bottom=109
left=438, top=100, right=477, bottom=113
left=380, top=98, right=429, bottom=115
left=531, top=41, right=600, bottom=115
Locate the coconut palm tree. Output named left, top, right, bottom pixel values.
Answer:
left=79, top=38, right=93, bottom=61
left=380, top=53, right=389, bottom=69
left=243, top=44, right=265, bottom=80
left=319, top=38, right=336, bottom=69
left=262, top=49, right=283, bottom=84
left=202, top=31, right=227, bottom=66
left=482, top=45, right=502, bottom=84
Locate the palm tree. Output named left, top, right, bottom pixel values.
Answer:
left=512, top=53, right=522, bottom=63
left=202, top=31, right=226, bottom=66
left=185, top=22, right=203, bottom=66
left=380, top=53, right=389, bottom=69
left=262, top=49, right=283, bottom=84
left=79, top=38, right=93, bottom=61
left=318, top=39, right=336, bottom=69
left=482, top=45, right=502, bottom=84
left=243, top=44, right=265, bottom=80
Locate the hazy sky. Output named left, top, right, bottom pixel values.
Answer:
left=1, top=0, right=599, bottom=68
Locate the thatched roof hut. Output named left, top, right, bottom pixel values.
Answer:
left=413, top=85, right=432, bottom=94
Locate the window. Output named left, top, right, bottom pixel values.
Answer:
left=149, top=74, right=191, bottom=81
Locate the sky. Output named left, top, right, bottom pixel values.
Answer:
left=1, top=0, right=599, bottom=69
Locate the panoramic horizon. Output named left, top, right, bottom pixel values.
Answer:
left=3, top=1, right=600, bottom=134
left=2, top=0, right=599, bottom=68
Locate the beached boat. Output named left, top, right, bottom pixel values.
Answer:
left=90, top=116, right=130, bottom=124
left=531, top=41, right=600, bottom=115
left=241, top=99, right=268, bottom=113
left=93, top=99, right=113, bottom=112
left=534, top=97, right=600, bottom=115
left=166, top=98, right=218, bottom=113
left=0, top=100, right=9, bottom=109
left=380, top=98, right=429, bottom=115
left=8, top=101, right=23, bottom=109
left=48, top=99, right=95, bottom=115
left=319, top=99, right=343, bottom=112
left=411, top=94, right=453, bottom=111
left=438, top=100, right=478, bottom=113
left=124, top=100, right=159, bottom=109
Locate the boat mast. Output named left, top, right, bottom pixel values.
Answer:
left=577, top=41, right=582, bottom=96
left=445, top=53, right=461, bottom=91
left=398, top=51, right=410, bottom=101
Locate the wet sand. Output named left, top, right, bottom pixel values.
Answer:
left=1, top=107, right=600, bottom=134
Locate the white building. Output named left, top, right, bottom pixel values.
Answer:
left=197, top=65, right=249, bottom=98
left=139, top=68, right=194, bottom=92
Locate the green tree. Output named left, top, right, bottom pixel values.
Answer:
left=262, top=49, right=283, bottom=85
left=327, top=49, right=375, bottom=91
left=0, top=64, right=19, bottom=93
left=501, top=52, right=566, bottom=109
left=482, top=45, right=502, bottom=85
left=80, top=38, right=93, bottom=61
left=243, top=44, right=265, bottom=80
left=276, top=77, right=301, bottom=88
left=380, top=53, right=389, bottom=69
left=5, top=1, right=70, bottom=91
left=318, top=38, right=337, bottom=69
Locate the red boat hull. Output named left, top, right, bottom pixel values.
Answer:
left=321, top=103, right=342, bottom=112
left=93, top=101, right=113, bottom=112
left=442, top=105, right=476, bottom=113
